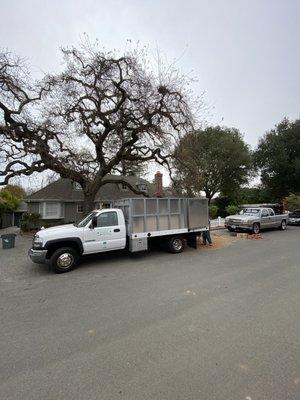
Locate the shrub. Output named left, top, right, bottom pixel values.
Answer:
left=20, top=212, right=40, bottom=231
left=0, top=185, right=25, bottom=215
left=19, top=220, right=30, bottom=232
left=225, top=204, right=240, bottom=216
left=286, top=193, right=300, bottom=211
left=213, top=196, right=231, bottom=217
left=209, top=205, right=219, bottom=219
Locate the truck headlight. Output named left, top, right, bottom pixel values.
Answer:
left=33, top=235, right=43, bottom=249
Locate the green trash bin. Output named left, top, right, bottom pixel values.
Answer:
left=1, top=233, right=16, bottom=249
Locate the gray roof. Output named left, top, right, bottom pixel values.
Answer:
left=26, top=175, right=156, bottom=202
left=16, top=201, right=28, bottom=212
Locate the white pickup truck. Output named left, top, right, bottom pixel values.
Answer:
left=29, top=198, right=209, bottom=273
left=225, top=207, right=288, bottom=234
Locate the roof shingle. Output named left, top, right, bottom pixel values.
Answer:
left=26, top=175, right=155, bottom=202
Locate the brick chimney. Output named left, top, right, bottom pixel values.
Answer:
left=154, top=171, right=163, bottom=197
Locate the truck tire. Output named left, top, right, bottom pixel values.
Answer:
left=279, top=220, right=287, bottom=230
left=227, top=227, right=235, bottom=232
left=167, top=236, right=184, bottom=253
left=252, top=223, right=260, bottom=234
left=50, top=247, right=79, bottom=273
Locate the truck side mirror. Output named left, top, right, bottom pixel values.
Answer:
left=91, top=216, right=98, bottom=229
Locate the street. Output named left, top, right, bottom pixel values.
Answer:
left=0, top=228, right=299, bottom=400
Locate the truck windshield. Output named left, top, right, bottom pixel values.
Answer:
left=77, top=212, right=98, bottom=227
left=241, top=208, right=260, bottom=215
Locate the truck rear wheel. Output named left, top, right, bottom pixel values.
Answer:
left=167, top=236, right=184, bottom=253
left=252, top=223, right=260, bottom=234
left=50, top=247, right=79, bottom=273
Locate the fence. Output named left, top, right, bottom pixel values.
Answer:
left=210, top=217, right=225, bottom=229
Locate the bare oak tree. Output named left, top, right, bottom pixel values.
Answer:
left=0, top=45, right=193, bottom=213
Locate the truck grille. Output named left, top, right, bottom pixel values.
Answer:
left=228, top=219, right=241, bottom=224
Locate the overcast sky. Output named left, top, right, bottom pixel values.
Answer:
left=1, top=0, right=299, bottom=150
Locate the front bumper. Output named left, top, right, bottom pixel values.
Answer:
left=288, top=219, right=300, bottom=225
left=225, top=223, right=251, bottom=230
left=28, top=248, right=48, bottom=264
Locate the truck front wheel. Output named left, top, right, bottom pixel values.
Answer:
left=279, top=220, right=287, bottom=230
left=50, top=247, right=79, bottom=273
left=167, top=236, right=184, bottom=253
left=252, top=223, right=260, bottom=234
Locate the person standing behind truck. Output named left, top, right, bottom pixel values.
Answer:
left=202, top=219, right=212, bottom=246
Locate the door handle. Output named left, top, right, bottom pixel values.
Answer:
left=114, top=228, right=120, bottom=232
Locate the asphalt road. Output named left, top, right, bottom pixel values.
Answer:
left=0, top=228, right=299, bottom=400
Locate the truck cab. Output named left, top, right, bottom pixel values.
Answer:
left=29, top=209, right=127, bottom=273
left=80, top=209, right=126, bottom=253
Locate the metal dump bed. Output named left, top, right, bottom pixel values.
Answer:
left=113, top=197, right=208, bottom=236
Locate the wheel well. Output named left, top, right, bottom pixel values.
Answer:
left=164, top=235, right=185, bottom=245
left=46, top=241, right=81, bottom=259
left=281, top=219, right=287, bottom=227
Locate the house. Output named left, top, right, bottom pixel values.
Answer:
left=0, top=201, right=27, bottom=229
left=25, top=172, right=168, bottom=226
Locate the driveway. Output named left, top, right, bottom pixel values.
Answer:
left=0, top=228, right=299, bottom=400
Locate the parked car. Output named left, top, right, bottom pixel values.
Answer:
left=288, top=209, right=300, bottom=226
left=225, top=207, right=288, bottom=234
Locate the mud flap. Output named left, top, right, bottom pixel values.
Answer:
left=187, top=233, right=197, bottom=249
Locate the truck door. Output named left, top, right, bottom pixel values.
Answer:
left=268, top=209, right=277, bottom=227
left=83, top=210, right=126, bottom=254
left=260, top=208, right=270, bottom=228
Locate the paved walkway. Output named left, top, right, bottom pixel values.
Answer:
left=0, top=226, right=21, bottom=235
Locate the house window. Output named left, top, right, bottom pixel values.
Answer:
left=137, top=183, right=148, bottom=192
left=40, top=202, right=64, bottom=219
left=77, top=203, right=84, bottom=213
left=99, top=202, right=111, bottom=209
left=74, top=182, right=82, bottom=190
left=120, top=182, right=128, bottom=191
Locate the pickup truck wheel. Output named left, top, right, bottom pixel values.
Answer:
left=167, top=236, right=184, bottom=253
left=50, top=247, right=79, bottom=273
left=252, top=223, right=260, bottom=234
left=227, top=227, right=235, bottom=232
left=279, top=220, right=287, bottom=230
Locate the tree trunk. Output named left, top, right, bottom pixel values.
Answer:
left=83, top=193, right=97, bottom=216
left=205, top=190, right=216, bottom=205
left=186, top=187, right=194, bottom=198
left=205, top=191, right=212, bottom=204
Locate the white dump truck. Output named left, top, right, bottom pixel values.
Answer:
left=29, top=197, right=209, bottom=273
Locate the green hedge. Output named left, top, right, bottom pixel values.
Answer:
left=209, top=205, right=219, bottom=219
left=225, top=204, right=240, bottom=216
left=286, top=194, right=300, bottom=211
left=20, top=213, right=40, bottom=231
